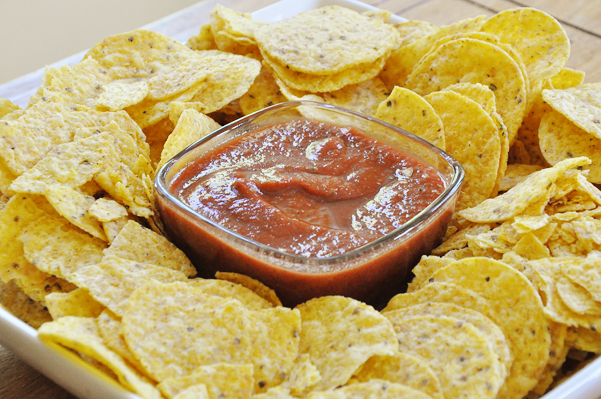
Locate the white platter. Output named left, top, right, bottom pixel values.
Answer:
left=0, top=1, right=600, bottom=399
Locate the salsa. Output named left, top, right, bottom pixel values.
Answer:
left=171, top=119, right=446, bottom=257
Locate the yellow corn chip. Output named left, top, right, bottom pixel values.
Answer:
left=45, top=288, right=105, bottom=319
left=255, top=6, right=398, bottom=76
left=309, top=379, right=433, bottom=399
left=499, top=164, right=544, bottom=192
left=380, top=16, right=485, bottom=89
left=0, top=97, right=20, bottom=118
left=239, top=65, right=287, bottom=116
left=352, top=352, right=443, bottom=399
left=104, top=220, right=196, bottom=277
left=552, top=68, right=585, bottom=90
left=385, top=314, right=504, bottom=399
left=459, top=157, right=590, bottom=223
left=158, top=109, right=220, bottom=170
left=0, top=194, right=73, bottom=304
left=539, top=109, right=601, bottom=183
left=68, top=255, right=188, bottom=316
left=171, top=385, right=210, bottom=399
left=375, top=87, right=445, bottom=149
left=158, top=363, right=254, bottom=399
left=38, top=316, right=162, bottom=399
left=45, top=186, right=107, bottom=241
left=394, top=20, right=438, bottom=49
left=96, top=79, right=149, bottom=111
left=0, top=279, right=52, bottom=328
left=215, top=272, right=282, bottom=307
left=96, top=309, right=145, bottom=371
left=406, top=256, right=457, bottom=292
left=481, top=7, right=570, bottom=108
left=295, top=296, right=398, bottom=392
left=19, top=215, right=106, bottom=278
left=428, top=257, right=551, bottom=399
left=566, top=326, right=601, bottom=354
left=407, top=38, right=527, bottom=143
left=425, top=91, right=501, bottom=209
left=186, top=24, right=218, bottom=51
left=123, top=280, right=301, bottom=391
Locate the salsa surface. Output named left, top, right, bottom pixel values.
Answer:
left=172, top=120, right=446, bottom=257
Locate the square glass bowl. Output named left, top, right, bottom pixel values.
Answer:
left=154, top=101, right=464, bottom=307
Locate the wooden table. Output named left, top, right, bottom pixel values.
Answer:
left=1, top=0, right=600, bottom=398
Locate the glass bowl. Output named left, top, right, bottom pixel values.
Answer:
left=154, top=101, right=464, bottom=308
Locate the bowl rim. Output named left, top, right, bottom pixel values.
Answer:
left=154, top=100, right=465, bottom=265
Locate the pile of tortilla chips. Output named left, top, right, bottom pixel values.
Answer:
left=2, top=3, right=601, bottom=399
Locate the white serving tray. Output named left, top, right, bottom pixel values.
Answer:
left=0, top=1, right=600, bottom=399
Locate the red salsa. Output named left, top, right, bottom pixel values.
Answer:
left=171, top=120, right=446, bottom=257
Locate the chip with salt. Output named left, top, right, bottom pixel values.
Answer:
left=351, top=351, right=443, bottom=399
left=123, top=280, right=300, bottom=392
left=387, top=302, right=511, bottom=381
left=512, top=232, right=551, bottom=260
left=481, top=7, right=570, bottom=105
left=556, top=276, right=601, bottom=316
left=380, top=16, right=485, bottom=89
left=38, top=316, right=162, bottom=399
left=384, top=281, right=495, bottom=322
left=85, top=30, right=193, bottom=80
left=538, top=110, right=601, bottom=183
left=0, top=194, right=72, bottom=304
left=405, top=256, right=457, bottom=292
left=239, top=65, right=287, bottom=116
left=375, top=87, right=445, bottom=150
left=19, top=214, right=106, bottom=278
left=32, top=57, right=112, bottom=108
left=425, top=90, right=500, bottom=209
left=158, top=109, right=220, bottom=170
left=215, top=271, right=282, bottom=307
left=68, top=255, right=188, bottom=316
left=530, top=258, right=601, bottom=331
left=8, top=133, right=113, bottom=195
left=96, top=309, right=145, bottom=371
left=442, top=82, right=509, bottom=196
left=394, top=20, right=438, bottom=49
left=561, top=257, right=601, bottom=303
left=186, top=24, right=218, bottom=51
left=277, top=354, right=321, bottom=396
left=158, top=363, right=254, bottom=399
left=93, top=163, right=152, bottom=218
left=308, top=379, right=434, bottom=399
left=263, top=51, right=388, bottom=93
left=210, top=5, right=263, bottom=58
left=104, top=220, right=196, bottom=277
left=96, top=79, right=149, bottom=111
left=187, top=279, right=273, bottom=311
left=428, top=257, right=550, bottom=399
left=566, top=326, right=601, bottom=354
left=384, top=313, right=504, bottom=399
left=171, top=385, right=210, bottom=399
left=295, top=296, right=397, bottom=392
left=45, top=186, right=107, bottom=241
left=254, top=6, right=398, bottom=76
left=499, top=164, right=544, bottom=192
left=44, top=288, right=105, bottom=319
left=0, top=97, right=20, bottom=118
left=0, top=279, right=52, bottom=328
left=431, top=224, right=491, bottom=257
left=459, top=157, right=590, bottom=223
left=552, top=68, right=586, bottom=90
left=88, top=197, right=128, bottom=223
left=407, top=38, right=527, bottom=143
